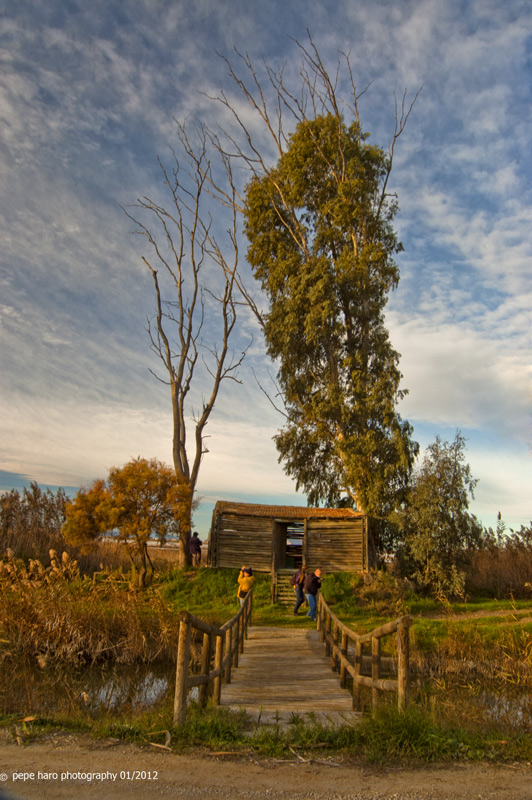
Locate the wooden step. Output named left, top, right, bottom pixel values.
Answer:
left=275, top=571, right=298, bottom=601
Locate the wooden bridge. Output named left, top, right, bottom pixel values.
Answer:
left=173, top=592, right=412, bottom=725
left=219, top=625, right=359, bottom=725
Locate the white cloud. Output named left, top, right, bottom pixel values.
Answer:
left=391, top=314, right=531, bottom=443
left=1, top=0, right=531, bottom=530
left=468, top=445, right=532, bottom=531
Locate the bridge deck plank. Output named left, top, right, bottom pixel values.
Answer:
left=219, top=626, right=355, bottom=714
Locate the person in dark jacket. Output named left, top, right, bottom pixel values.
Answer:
left=304, top=568, right=322, bottom=621
left=189, top=531, right=203, bottom=565
left=291, top=565, right=307, bottom=615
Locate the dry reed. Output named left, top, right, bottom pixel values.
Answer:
left=0, top=550, right=180, bottom=666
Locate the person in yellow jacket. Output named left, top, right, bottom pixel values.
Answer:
left=237, top=566, right=254, bottom=606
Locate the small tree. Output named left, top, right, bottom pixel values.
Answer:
left=394, top=432, right=483, bottom=597
left=63, top=457, right=186, bottom=586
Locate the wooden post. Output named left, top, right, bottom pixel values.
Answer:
left=340, top=631, right=348, bottom=688
left=371, top=636, right=381, bottom=710
left=173, top=611, right=192, bottom=725
left=271, top=545, right=276, bottom=603
left=198, top=631, right=211, bottom=707
left=225, top=626, right=232, bottom=684
left=234, top=610, right=245, bottom=667
left=332, top=624, right=340, bottom=672
left=318, top=595, right=325, bottom=637
left=246, top=592, right=252, bottom=634
left=213, top=633, right=223, bottom=705
left=353, top=639, right=362, bottom=711
left=397, top=618, right=410, bottom=711
left=325, top=613, right=332, bottom=656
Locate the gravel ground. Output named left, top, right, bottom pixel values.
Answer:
left=1, top=732, right=532, bottom=800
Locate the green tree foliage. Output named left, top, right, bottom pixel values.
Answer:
left=244, top=111, right=418, bottom=514
left=394, top=432, right=483, bottom=597
left=0, top=482, right=67, bottom=561
left=63, top=457, right=188, bottom=586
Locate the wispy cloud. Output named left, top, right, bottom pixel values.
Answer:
left=1, top=0, right=531, bottom=531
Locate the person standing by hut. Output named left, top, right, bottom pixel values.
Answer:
left=291, top=565, right=307, bottom=616
left=237, top=566, right=254, bottom=606
left=189, top=531, right=203, bottom=566
left=304, top=568, right=321, bottom=621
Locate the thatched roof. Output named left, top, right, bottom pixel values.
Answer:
left=213, top=500, right=363, bottom=520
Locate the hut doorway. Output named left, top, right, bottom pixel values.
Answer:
left=272, top=520, right=304, bottom=571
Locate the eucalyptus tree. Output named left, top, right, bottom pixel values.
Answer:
left=212, top=37, right=420, bottom=516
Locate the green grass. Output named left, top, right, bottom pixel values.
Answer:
left=154, top=568, right=532, bottom=670
left=5, top=702, right=531, bottom=765
left=4, top=565, right=532, bottom=762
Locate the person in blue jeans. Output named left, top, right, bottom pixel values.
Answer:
left=304, top=569, right=322, bottom=621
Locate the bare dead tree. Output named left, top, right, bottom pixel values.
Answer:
left=124, top=123, right=249, bottom=566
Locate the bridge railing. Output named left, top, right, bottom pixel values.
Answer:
left=317, top=594, right=412, bottom=711
left=173, top=590, right=253, bottom=724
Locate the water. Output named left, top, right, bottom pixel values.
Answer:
left=481, top=688, right=532, bottom=730
left=1, top=661, right=172, bottom=716
left=3, top=658, right=532, bottom=731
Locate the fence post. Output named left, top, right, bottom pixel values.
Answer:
left=340, top=630, right=348, bottom=687
left=225, top=626, right=232, bottom=684
left=397, top=617, right=411, bottom=711
left=234, top=615, right=240, bottom=666
left=316, top=594, right=322, bottom=633
left=332, top=624, right=340, bottom=672
left=325, top=613, right=332, bottom=655
left=173, top=611, right=192, bottom=725
left=371, top=635, right=381, bottom=711
left=246, top=592, right=252, bottom=634
left=353, top=639, right=362, bottom=711
left=198, top=631, right=212, bottom=707
left=213, top=633, right=223, bottom=705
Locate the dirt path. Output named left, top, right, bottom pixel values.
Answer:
left=1, top=733, right=532, bottom=800
left=420, top=607, right=532, bottom=623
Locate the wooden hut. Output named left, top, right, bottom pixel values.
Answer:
left=208, top=500, right=375, bottom=576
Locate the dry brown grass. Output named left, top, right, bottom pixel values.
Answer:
left=0, top=550, right=180, bottom=666
left=467, top=543, right=532, bottom=598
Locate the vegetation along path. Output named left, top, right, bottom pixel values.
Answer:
left=219, top=626, right=359, bottom=726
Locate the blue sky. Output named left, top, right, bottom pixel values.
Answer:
left=1, top=0, right=531, bottom=536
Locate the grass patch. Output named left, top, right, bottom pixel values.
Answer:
left=245, top=706, right=532, bottom=763
left=4, top=562, right=532, bottom=763
left=4, top=703, right=531, bottom=764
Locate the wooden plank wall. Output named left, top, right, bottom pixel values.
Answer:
left=213, top=513, right=273, bottom=571
left=306, top=518, right=366, bottom=573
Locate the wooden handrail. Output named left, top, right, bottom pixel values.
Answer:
left=173, top=590, right=253, bottom=724
left=317, top=593, right=412, bottom=711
